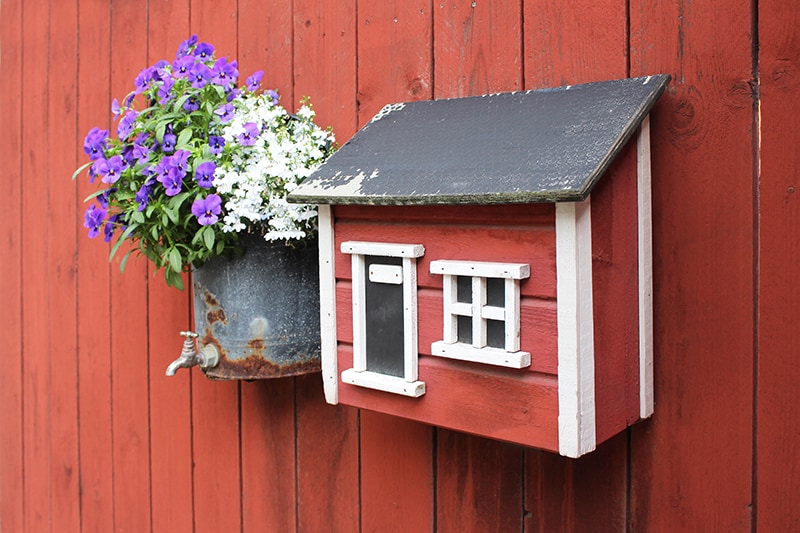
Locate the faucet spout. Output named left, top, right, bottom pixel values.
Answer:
left=166, top=331, right=220, bottom=376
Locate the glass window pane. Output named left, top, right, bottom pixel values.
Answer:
left=457, top=275, right=472, bottom=303
left=457, top=315, right=472, bottom=344
left=487, top=319, right=505, bottom=348
left=487, top=277, right=505, bottom=307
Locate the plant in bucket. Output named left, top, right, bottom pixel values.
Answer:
left=74, top=35, right=335, bottom=379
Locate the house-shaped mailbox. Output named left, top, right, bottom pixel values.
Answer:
left=288, top=74, right=670, bottom=457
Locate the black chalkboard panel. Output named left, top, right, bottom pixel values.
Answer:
left=288, top=74, right=669, bottom=206
left=364, top=256, right=405, bottom=377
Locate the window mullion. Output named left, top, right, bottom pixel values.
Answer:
left=472, top=276, right=487, bottom=348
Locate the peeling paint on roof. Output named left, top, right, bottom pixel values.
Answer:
left=288, top=74, right=670, bottom=206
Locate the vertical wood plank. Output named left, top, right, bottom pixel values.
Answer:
left=437, top=431, right=524, bottom=533
left=431, top=4, right=526, bottom=531
left=522, top=0, right=630, bottom=526
left=360, top=412, right=434, bottom=533
left=146, top=5, right=195, bottom=531
left=294, top=2, right=360, bottom=532
left=629, top=0, right=755, bottom=530
left=47, top=0, right=81, bottom=530
left=21, top=1, right=53, bottom=528
left=523, top=0, right=628, bottom=87
left=296, top=374, right=360, bottom=533
left=433, top=0, right=522, bottom=98
left=108, top=2, right=152, bottom=530
left=236, top=5, right=298, bottom=532
left=0, top=0, right=24, bottom=530
left=355, top=6, right=436, bottom=530
left=293, top=0, right=358, bottom=138
left=188, top=6, right=244, bottom=532
left=524, top=434, right=629, bottom=532
left=237, top=0, right=294, bottom=104
left=240, top=380, right=298, bottom=532
left=76, top=1, right=114, bottom=531
left=356, top=0, right=433, bottom=125
left=756, top=2, right=800, bottom=529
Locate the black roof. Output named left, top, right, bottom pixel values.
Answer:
left=288, top=74, right=670, bottom=206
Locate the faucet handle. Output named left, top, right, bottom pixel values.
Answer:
left=166, top=331, right=220, bottom=377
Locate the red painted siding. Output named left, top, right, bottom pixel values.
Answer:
left=0, top=0, right=793, bottom=531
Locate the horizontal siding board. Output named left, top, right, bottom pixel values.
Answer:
left=338, top=346, right=560, bottom=451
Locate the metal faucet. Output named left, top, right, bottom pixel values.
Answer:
left=166, top=331, right=221, bottom=376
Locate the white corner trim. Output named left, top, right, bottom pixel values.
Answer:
left=637, top=116, right=655, bottom=419
left=556, top=199, right=596, bottom=458
left=317, top=205, right=339, bottom=405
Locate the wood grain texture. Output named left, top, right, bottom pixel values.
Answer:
left=756, top=2, right=800, bottom=530
left=146, top=5, right=195, bottom=532
left=434, top=0, right=522, bottom=97
left=339, top=348, right=560, bottom=451
left=21, top=2, right=53, bottom=529
left=630, top=0, right=755, bottom=530
left=0, top=0, right=24, bottom=530
left=356, top=0, right=433, bottom=126
left=522, top=0, right=631, bottom=522
left=296, top=374, right=360, bottom=533
left=73, top=1, right=114, bottom=531
left=436, top=431, right=524, bottom=533
left=240, top=379, right=297, bottom=532
left=108, top=3, right=152, bottom=531
left=48, top=0, right=81, bottom=529
left=360, top=412, right=434, bottom=533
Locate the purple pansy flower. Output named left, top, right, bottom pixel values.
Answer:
left=170, top=150, right=190, bottom=174
left=97, top=187, right=117, bottom=209
left=237, top=122, right=260, bottom=146
left=111, top=99, right=121, bottom=120
left=152, top=60, right=170, bottom=81
left=98, top=155, right=125, bottom=184
left=183, top=97, right=200, bottom=112
left=83, top=127, right=109, bottom=160
left=215, top=103, right=234, bottom=123
left=117, top=109, right=138, bottom=140
left=161, top=167, right=184, bottom=196
left=212, top=57, right=238, bottom=87
left=190, top=62, right=212, bottom=89
left=226, top=87, right=241, bottom=102
left=194, top=42, right=215, bottom=61
left=104, top=213, right=121, bottom=242
left=246, top=70, right=264, bottom=91
left=191, top=194, right=222, bottom=225
left=176, top=35, right=198, bottom=58
left=132, top=133, right=150, bottom=161
left=194, top=161, right=216, bottom=188
left=134, top=66, right=155, bottom=94
left=83, top=204, right=106, bottom=239
left=158, top=77, right=175, bottom=103
left=266, top=89, right=279, bottom=105
left=162, top=131, right=176, bottom=153
left=121, top=144, right=136, bottom=166
left=208, top=136, right=225, bottom=154
left=172, top=55, right=195, bottom=78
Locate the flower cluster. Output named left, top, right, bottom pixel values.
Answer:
left=74, top=36, right=335, bottom=289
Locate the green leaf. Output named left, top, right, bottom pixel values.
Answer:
left=167, top=247, right=182, bottom=273
left=130, top=210, right=145, bottom=224
left=177, top=127, right=193, bottom=148
left=109, top=223, right=138, bottom=262
left=164, top=268, right=184, bottom=290
left=119, top=248, right=135, bottom=273
left=82, top=189, right=108, bottom=203
left=71, top=161, right=94, bottom=181
left=203, top=226, right=215, bottom=251
left=165, top=205, right=179, bottom=225
left=150, top=224, right=160, bottom=241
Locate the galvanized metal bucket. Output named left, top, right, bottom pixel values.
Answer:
left=192, top=234, right=321, bottom=379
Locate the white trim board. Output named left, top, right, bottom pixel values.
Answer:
left=637, top=116, right=655, bottom=419
left=555, top=198, right=597, bottom=458
left=317, top=205, right=339, bottom=404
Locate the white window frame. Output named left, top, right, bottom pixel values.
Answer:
left=340, top=241, right=426, bottom=398
left=430, top=260, right=531, bottom=368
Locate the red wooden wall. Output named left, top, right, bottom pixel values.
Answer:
left=0, top=0, right=797, bottom=531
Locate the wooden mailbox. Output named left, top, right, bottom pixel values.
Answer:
left=288, top=75, right=670, bottom=457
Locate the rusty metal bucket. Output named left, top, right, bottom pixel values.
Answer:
left=192, top=234, right=321, bottom=379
